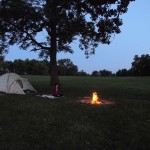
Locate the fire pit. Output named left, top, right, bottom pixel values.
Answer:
left=81, top=92, right=114, bottom=105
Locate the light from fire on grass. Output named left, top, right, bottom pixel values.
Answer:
left=91, top=92, right=101, bottom=104
left=80, top=92, right=114, bottom=105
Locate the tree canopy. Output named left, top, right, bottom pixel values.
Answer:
left=0, top=0, right=135, bottom=56
left=0, top=0, right=135, bottom=85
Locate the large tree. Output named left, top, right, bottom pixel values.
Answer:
left=0, top=0, right=135, bottom=87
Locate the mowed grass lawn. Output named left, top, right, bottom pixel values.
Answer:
left=0, top=76, right=150, bottom=150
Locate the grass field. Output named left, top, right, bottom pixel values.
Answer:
left=0, top=76, right=150, bottom=150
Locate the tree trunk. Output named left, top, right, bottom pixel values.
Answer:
left=50, top=50, right=59, bottom=86
left=49, top=21, right=59, bottom=85
left=49, top=0, right=59, bottom=86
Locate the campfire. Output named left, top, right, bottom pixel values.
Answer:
left=80, top=92, right=114, bottom=105
left=91, top=92, right=101, bottom=104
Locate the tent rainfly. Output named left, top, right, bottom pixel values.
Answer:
left=0, top=73, right=37, bottom=95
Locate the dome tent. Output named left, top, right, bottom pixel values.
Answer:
left=0, top=73, right=37, bottom=95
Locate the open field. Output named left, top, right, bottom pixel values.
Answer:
left=0, top=76, right=150, bottom=150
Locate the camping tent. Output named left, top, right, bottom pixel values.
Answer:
left=0, top=73, right=37, bottom=95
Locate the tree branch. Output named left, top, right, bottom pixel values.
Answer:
left=25, top=31, right=50, bottom=51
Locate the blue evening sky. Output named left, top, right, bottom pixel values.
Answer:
left=5, top=0, right=150, bottom=74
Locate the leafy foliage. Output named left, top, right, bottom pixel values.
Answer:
left=57, top=59, right=78, bottom=76
left=91, top=70, right=99, bottom=77
left=0, top=58, right=79, bottom=76
left=116, top=54, right=150, bottom=76
left=131, top=54, right=150, bottom=76
left=0, top=0, right=135, bottom=58
left=91, top=69, right=112, bottom=77
left=0, top=59, right=49, bottom=75
left=116, top=68, right=130, bottom=76
left=99, top=69, right=112, bottom=76
left=77, top=70, right=89, bottom=76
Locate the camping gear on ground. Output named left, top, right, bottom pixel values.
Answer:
left=0, top=73, right=37, bottom=95
left=52, top=83, right=63, bottom=97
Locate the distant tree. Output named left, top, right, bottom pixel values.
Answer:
left=13, top=59, right=26, bottom=74
left=24, top=59, right=49, bottom=75
left=0, top=56, right=4, bottom=74
left=91, top=70, right=99, bottom=77
left=29, top=59, right=40, bottom=75
left=38, top=60, right=49, bottom=75
left=116, top=68, right=129, bottom=76
left=131, top=54, right=150, bottom=76
left=25, top=59, right=49, bottom=75
left=0, top=0, right=135, bottom=89
left=127, top=68, right=134, bottom=76
left=77, top=70, right=88, bottom=76
left=0, top=59, right=49, bottom=75
left=57, top=59, right=78, bottom=76
left=0, top=56, right=4, bottom=62
left=99, top=69, right=112, bottom=76
left=1, top=61, right=13, bottom=73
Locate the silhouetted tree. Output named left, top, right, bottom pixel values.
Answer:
left=0, top=0, right=135, bottom=88
left=1, top=61, right=13, bottom=73
left=116, top=69, right=132, bottom=76
left=99, top=69, right=112, bottom=76
left=0, top=59, right=50, bottom=75
left=57, top=59, right=78, bottom=76
left=77, top=70, right=88, bottom=76
left=116, top=68, right=129, bottom=76
left=25, top=59, right=49, bottom=75
left=13, top=59, right=26, bottom=74
left=0, top=56, right=4, bottom=74
left=131, top=54, right=150, bottom=76
left=91, top=70, right=99, bottom=77
left=127, top=68, right=135, bottom=76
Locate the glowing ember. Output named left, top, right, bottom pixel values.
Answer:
left=91, top=92, right=101, bottom=104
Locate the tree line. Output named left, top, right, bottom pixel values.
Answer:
left=0, top=54, right=150, bottom=76
left=0, top=59, right=49, bottom=75
left=0, top=58, right=87, bottom=76
left=91, top=54, right=150, bottom=76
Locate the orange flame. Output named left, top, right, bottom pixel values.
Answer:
left=91, top=92, right=101, bottom=104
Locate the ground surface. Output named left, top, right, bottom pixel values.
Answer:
left=0, top=76, right=150, bottom=150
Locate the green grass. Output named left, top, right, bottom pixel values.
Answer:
left=0, top=76, right=150, bottom=150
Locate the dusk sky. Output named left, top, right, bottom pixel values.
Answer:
left=5, top=0, right=150, bottom=74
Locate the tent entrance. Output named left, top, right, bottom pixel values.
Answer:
left=17, top=80, right=23, bottom=89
